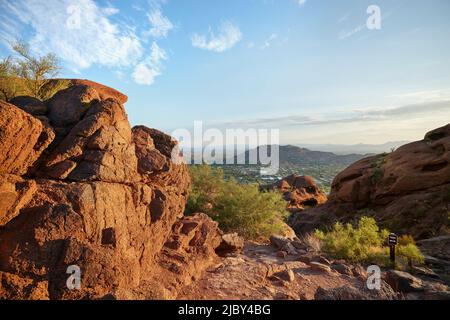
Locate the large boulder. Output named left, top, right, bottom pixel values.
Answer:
left=290, top=124, right=450, bottom=239
left=10, top=96, right=47, bottom=116
left=0, top=80, right=221, bottom=299
left=0, top=100, right=55, bottom=175
left=264, top=175, right=327, bottom=212
left=315, top=281, right=399, bottom=300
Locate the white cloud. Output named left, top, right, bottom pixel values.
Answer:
left=0, top=0, right=143, bottom=70
left=297, top=0, right=307, bottom=6
left=0, top=0, right=175, bottom=86
left=146, top=8, right=173, bottom=38
left=191, top=21, right=242, bottom=53
left=132, top=42, right=167, bottom=86
left=102, top=6, right=119, bottom=16
left=338, top=24, right=365, bottom=40
left=260, top=33, right=278, bottom=49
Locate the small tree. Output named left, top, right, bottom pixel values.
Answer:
left=12, top=41, right=63, bottom=100
left=186, top=164, right=289, bottom=240
left=0, top=56, right=20, bottom=102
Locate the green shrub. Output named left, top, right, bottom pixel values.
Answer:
left=186, top=164, right=225, bottom=214
left=186, top=164, right=289, bottom=240
left=314, top=217, right=390, bottom=263
left=0, top=40, right=65, bottom=102
left=12, top=41, right=63, bottom=100
left=397, top=243, right=424, bottom=266
left=314, top=217, right=424, bottom=268
left=0, top=57, right=21, bottom=102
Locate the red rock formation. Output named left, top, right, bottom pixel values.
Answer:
left=265, top=175, right=327, bottom=212
left=290, top=124, right=450, bottom=239
left=0, top=81, right=220, bottom=299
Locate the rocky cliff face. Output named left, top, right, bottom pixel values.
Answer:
left=290, top=124, right=450, bottom=240
left=0, top=80, right=222, bottom=299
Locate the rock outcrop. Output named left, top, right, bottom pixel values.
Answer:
left=290, top=124, right=450, bottom=240
left=0, top=81, right=221, bottom=299
left=264, top=175, right=327, bottom=212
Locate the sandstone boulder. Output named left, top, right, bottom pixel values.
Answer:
left=315, top=281, right=399, bottom=300
left=215, top=233, right=245, bottom=257
left=264, top=175, right=327, bottom=212
left=385, top=270, right=424, bottom=293
left=290, top=124, right=450, bottom=239
left=10, top=96, right=47, bottom=116
left=0, top=80, right=221, bottom=300
left=0, top=100, right=55, bottom=175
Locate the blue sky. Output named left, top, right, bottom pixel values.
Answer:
left=1, top=0, right=450, bottom=145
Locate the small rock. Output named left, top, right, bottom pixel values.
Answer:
left=292, top=240, right=307, bottom=250
left=385, top=270, right=424, bottom=293
left=277, top=251, right=288, bottom=259
left=309, top=262, right=331, bottom=273
left=331, top=263, right=353, bottom=276
left=298, top=256, right=311, bottom=264
left=283, top=242, right=298, bottom=255
left=270, top=235, right=291, bottom=250
left=411, top=266, right=440, bottom=279
left=311, top=255, right=331, bottom=265
left=274, top=268, right=295, bottom=283
left=352, top=265, right=367, bottom=278
left=315, top=282, right=399, bottom=300
left=215, top=233, right=245, bottom=257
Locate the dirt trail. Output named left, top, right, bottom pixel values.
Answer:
left=178, top=243, right=364, bottom=300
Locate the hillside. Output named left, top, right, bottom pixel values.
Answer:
left=233, top=145, right=366, bottom=166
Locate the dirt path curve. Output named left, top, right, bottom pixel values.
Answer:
left=178, top=243, right=364, bottom=300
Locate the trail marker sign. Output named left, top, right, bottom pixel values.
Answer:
left=388, top=233, right=398, bottom=266
left=388, top=233, right=398, bottom=245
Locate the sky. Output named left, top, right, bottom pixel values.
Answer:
left=1, top=0, right=450, bottom=146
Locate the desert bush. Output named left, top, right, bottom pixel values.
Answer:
left=314, top=217, right=390, bottom=263
left=12, top=41, right=64, bottom=100
left=0, top=41, right=67, bottom=102
left=186, top=164, right=289, bottom=240
left=313, top=217, right=424, bottom=267
left=186, top=164, right=226, bottom=214
left=397, top=243, right=424, bottom=266
left=0, top=56, right=21, bottom=102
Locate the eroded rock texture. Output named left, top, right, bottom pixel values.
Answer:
left=264, top=175, right=327, bottom=212
left=290, top=124, right=450, bottom=240
left=0, top=81, right=220, bottom=299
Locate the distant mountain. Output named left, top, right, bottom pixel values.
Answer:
left=232, top=145, right=366, bottom=167
left=296, top=141, right=410, bottom=155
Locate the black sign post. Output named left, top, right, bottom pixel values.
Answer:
left=388, top=233, right=398, bottom=268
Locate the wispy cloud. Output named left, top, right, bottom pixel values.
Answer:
left=191, top=21, right=242, bottom=53
left=0, top=0, right=174, bottom=86
left=0, top=0, right=143, bottom=70
left=297, top=0, right=307, bottom=7
left=260, top=33, right=278, bottom=49
left=132, top=42, right=167, bottom=85
left=218, top=100, right=450, bottom=128
left=338, top=24, right=366, bottom=40
left=145, top=8, right=174, bottom=38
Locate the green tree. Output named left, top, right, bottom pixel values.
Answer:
left=11, top=41, right=63, bottom=100
left=187, top=164, right=289, bottom=240
left=0, top=56, right=20, bottom=102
